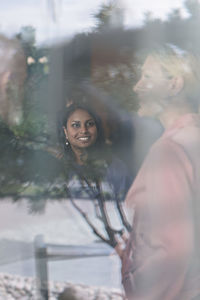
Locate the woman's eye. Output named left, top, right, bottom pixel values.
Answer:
left=87, top=121, right=95, bottom=127
left=71, top=123, right=80, bottom=128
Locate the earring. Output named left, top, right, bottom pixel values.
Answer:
left=63, top=127, right=69, bottom=146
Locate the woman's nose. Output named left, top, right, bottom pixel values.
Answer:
left=80, top=124, right=88, bottom=133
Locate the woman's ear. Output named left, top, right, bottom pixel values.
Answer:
left=63, top=126, right=68, bottom=138
left=168, top=76, right=184, bottom=97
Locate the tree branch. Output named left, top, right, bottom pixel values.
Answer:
left=70, top=198, right=110, bottom=245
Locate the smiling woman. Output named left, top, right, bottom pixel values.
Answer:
left=58, top=103, right=132, bottom=205
left=63, top=108, right=98, bottom=165
left=61, top=104, right=104, bottom=166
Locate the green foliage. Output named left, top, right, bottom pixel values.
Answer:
left=0, top=26, right=63, bottom=199
left=93, top=1, right=123, bottom=31
left=184, top=0, right=200, bottom=18
left=14, top=26, right=50, bottom=140
left=0, top=119, right=65, bottom=200
left=2, top=0, right=200, bottom=205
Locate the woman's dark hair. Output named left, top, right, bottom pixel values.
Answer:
left=58, top=103, right=105, bottom=162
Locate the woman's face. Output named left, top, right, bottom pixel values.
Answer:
left=64, top=109, right=98, bottom=150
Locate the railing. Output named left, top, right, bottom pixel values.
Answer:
left=34, top=235, right=113, bottom=300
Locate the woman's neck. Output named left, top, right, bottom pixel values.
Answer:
left=71, top=146, right=88, bottom=165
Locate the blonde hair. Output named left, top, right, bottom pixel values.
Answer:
left=150, top=44, right=200, bottom=109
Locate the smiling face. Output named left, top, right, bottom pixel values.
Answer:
left=134, top=55, right=173, bottom=117
left=64, top=109, right=98, bottom=152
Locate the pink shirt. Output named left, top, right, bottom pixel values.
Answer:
left=122, top=114, right=200, bottom=300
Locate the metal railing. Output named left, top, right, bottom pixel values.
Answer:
left=34, top=235, right=112, bottom=300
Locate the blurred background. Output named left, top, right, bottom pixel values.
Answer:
left=0, top=0, right=200, bottom=298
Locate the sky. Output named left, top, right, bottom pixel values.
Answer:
left=0, top=0, right=188, bottom=45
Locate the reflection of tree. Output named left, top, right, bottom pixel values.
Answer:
left=93, top=1, right=124, bottom=31
left=0, top=26, right=63, bottom=207
left=1, top=1, right=200, bottom=232
left=65, top=160, right=131, bottom=247
left=141, top=0, right=200, bottom=52
left=184, top=0, right=200, bottom=18
left=14, top=26, right=49, bottom=140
